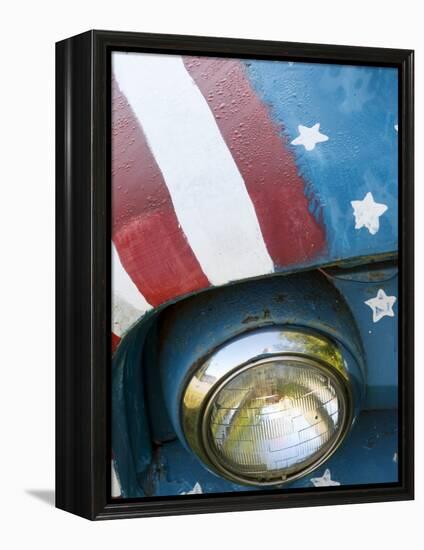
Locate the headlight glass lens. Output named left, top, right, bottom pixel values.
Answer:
left=205, top=358, right=347, bottom=484
left=181, top=328, right=354, bottom=486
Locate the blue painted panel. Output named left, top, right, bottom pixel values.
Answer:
left=139, top=410, right=397, bottom=496
left=325, top=267, right=398, bottom=408
left=114, top=265, right=399, bottom=497
left=244, top=61, right=398, bottom=262
left=143, top=321, right=177, bottom=442
left=112, top=314, right=157, bottom=498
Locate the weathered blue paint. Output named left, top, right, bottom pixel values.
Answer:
left=113, top=264, right=398, bottom=497
left=159, top=271, right=366, bottom=451
left=305, top=409, right=398, bottom=487
left=324, top=264, right=398, bottom=408
left=143, top=321, right=176, bottom=443
left=138, top=410, right=397, bottom=496
left=244, top=61, right=398, bottom=262
left=112, top=314, right=157, bottom=498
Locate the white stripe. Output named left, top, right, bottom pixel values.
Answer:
left=113, top=52, right=274, bottom=286
left=112, top=243, right=152, bottom=336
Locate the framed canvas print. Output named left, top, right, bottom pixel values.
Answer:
left=56, top=30, right=414, bottom=520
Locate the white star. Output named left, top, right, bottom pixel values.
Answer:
left=291, top=123, right=329, bottom=151
left=310, top=469, right=340, bottom=487
left=394, top=124, right=398, bottom=132
left=351, top=192, right=388, bottom=235
left=180, top=482, right=203, bottom=495
left=365, top=289, right=396, bottom=323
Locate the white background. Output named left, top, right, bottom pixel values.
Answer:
left=0, top=1, right=421, bottom=548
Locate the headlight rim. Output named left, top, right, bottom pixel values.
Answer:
left=201, top=354, right=353, bottom=487
left=181, top=326, right=356, bottom=487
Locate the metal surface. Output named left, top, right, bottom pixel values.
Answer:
left=109, top=52, right=403, bottom=499
left=181, top=328, right=354, bottom=486
left=138, top=409, right=398, bottom=496
left=322, top=263, right=398, bottom=408
left=244, top=60, right=398, bottom=261
left=112, top=267, right=399, bottom=497
left=159, top=270, right=365, bottom=451
left=111, top=55, right=399, bottom=346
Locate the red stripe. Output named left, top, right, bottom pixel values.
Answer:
left=184, top=57, right=326, bottom=266
left=112, top=78, right=209, bottom=306
left=112, top=332, right=121, bottom=354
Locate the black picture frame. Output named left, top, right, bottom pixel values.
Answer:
left=56, top=29, right=414, bottom=520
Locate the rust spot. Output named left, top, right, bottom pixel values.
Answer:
left=368, top=271, right=386, bottom=281
left=242, top=314, right=260, bottom=324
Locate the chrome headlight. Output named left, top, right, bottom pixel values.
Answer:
left=181, top=328, right=353, bottom=486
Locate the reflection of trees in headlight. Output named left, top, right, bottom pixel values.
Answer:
left=208, top=361, right=344, bottom=478
left=180, top=328, right=356, bottom=486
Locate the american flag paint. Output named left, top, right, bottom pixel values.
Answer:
left=111, top=52, right=398, bottom=349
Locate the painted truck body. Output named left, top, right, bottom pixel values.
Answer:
left=111, top=53, right=398, bottom=497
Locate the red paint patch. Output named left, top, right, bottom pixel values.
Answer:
left=111, top=332, right=121, bottom=354
left=112, top=79, right=209, bottom=306
left=184, top=57, right=326, bottom=266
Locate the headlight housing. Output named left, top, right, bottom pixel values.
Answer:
left=182, top=328, right=353, bottom=486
